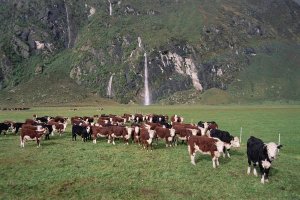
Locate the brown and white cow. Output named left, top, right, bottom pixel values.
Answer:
left=188, top=136, right=224, bottom=168
left=154, top=127, right=176, bottom=147
left=171, top=115, right=184, bottom=124
left=91, top=126, right=112, bottom=144
left=173, top=126, right=195, bottom=145
left=140, top=128, right=156, bottom=151
left=20, top=125, right=47, bottom=147
left=131, top=124, right=141, bottom=144
left=109, top=126, right=133, bottom=145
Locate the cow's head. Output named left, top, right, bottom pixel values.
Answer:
left=169, top=128, right=175, bottom=137
left=126, top=127, right=133, bottom=137
left=86, top=126, right=91, bottom=133
left=148, top=130, right=155, bottom=139
left=231, top=136, right=240, bottom=148
left=265, top=142, right=283, bottom=161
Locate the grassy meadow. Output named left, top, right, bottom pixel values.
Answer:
left=0, top=105, right=299, bottom=199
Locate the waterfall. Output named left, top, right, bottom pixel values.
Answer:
left=107, top=74, right=114, bottom=98
left=138, top=37, right=142, bottom=48
left=144, top=53, right=150, bottom=105
left=64, top=0, right=71, bottom=48
left=108, top=0, right=112, bottom=16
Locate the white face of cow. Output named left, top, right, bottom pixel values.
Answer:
left=190, top=129, right=198, bottom=136
left=86, top=126, right=91, bottom=133
left=203, top=122, right=208, bottom=129
left=149, top=117, right=153, bottom=123
left=169, top=128, right=175, bottom=137
left=148, top=130, right=155, bottom=138
left=126, top=127, right=133, bottom=137
left=266, top=142, right=279, bottom=161
left=231, top=137, right=240, bottom=148
left=134, top=126, right=139, bottom=134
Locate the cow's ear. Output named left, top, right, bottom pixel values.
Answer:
left=277, top=145, right=283, bottom=149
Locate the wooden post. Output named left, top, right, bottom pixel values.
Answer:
left=278, top=133, right=281, bottom=153
left=240, top=127, right=243, bottom=144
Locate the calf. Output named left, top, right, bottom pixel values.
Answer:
left=210, top=129, right=240, bottom=158
left=188, top=136, right=224, bottom=168
left=0, top=122, right=13, bottom=135
left=247, top=136, right=282, bottom=184
left=20, top=126, right=46, bottom=147
left=154, top=127, right=176, bottom=147
left=72, top=125, right=90, bottom=142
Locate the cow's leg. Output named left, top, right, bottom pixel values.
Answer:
left=191, top=154, right=196, bottom=165
left=253, top=163, right=258, bottom=176
left=264, top=168, right=270, bottom=183
left=216, top=157, right=220, bottom=166
left=36, top=138, right=40, bottom=148
left=223, top=146, right=226, bottom=158
left=20, top=136, right=24, bottom=148
left=112, top=137, right=115, bottom=145
left=212, top=157, right=216, bottom=168
left=247, top=158, right=252, bottom=175
left=259, top=164, right=266, bottom=183
left=93, top=139, right=97, bottom=144
left=227, top=149, right=231, bottom=158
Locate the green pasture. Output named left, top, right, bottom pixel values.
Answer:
left=0, top=105, right=299, bottom=199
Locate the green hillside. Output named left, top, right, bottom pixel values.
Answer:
left=0, top=0, right=299, bottom=105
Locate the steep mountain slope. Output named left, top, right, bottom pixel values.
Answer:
left=0, top=0, right=299, bottom=105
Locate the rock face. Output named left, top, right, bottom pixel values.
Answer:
left=0, top=0, right=299, bottom=104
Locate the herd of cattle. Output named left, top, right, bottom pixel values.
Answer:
left=0, top=113, right=282, bottom=184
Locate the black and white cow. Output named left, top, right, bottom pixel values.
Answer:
left=0, top=123, right=13, bottom=135
left=247, top=136, right=283, bottom=184
left=210, top=129, right=240, bottom=158
left=72, top=125, right=91, bottom=142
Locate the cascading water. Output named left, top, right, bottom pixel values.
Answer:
left=138, top=37, right=142, bottom=48
left=108, top=0, right=112, bottom=16
left=107, top=74, right=114, bottom=98
left=64, top=0, right=71, bottom=48
left=144, top=52, right=150, bottom=105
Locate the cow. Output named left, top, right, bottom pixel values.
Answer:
left=42, top=124, right=53, bottom=140
left=132, top=114, right=144, bottom=123
left=109, top=126, right=133, bottom=145
left=72, top=125, right=91, bottom=142
left=247, top=136, right=283, bottom=183
left=209, top=129, right=240, bottom=158
left=140, top=128, right=156, bottom=151
left=188, top=135, right=224, bottom=168
left=91, top=126, right=112, bottom=144
left=131, top=124, right=141, bottom=144
left=25, top=119, right=38, bottom=125
left=154, top=127, right=176, bottom=147
left=173, top=126, right=195, bottom=145
left=12, top=122, right=25, bottom=134
left=170, top=115, right=184, bottom=124
left=144, top=122, right=163, bottom=130
left=20, top=126, right=47, bottom=147
left=36, top=116, right=50, bottom=123
left=0, top=122, right=13, bottom=135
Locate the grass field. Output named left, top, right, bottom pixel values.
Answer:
left=0, top=105, right=299, bottom=199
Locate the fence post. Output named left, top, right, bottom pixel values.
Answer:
left=240, top=127, right=243, bottom=144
